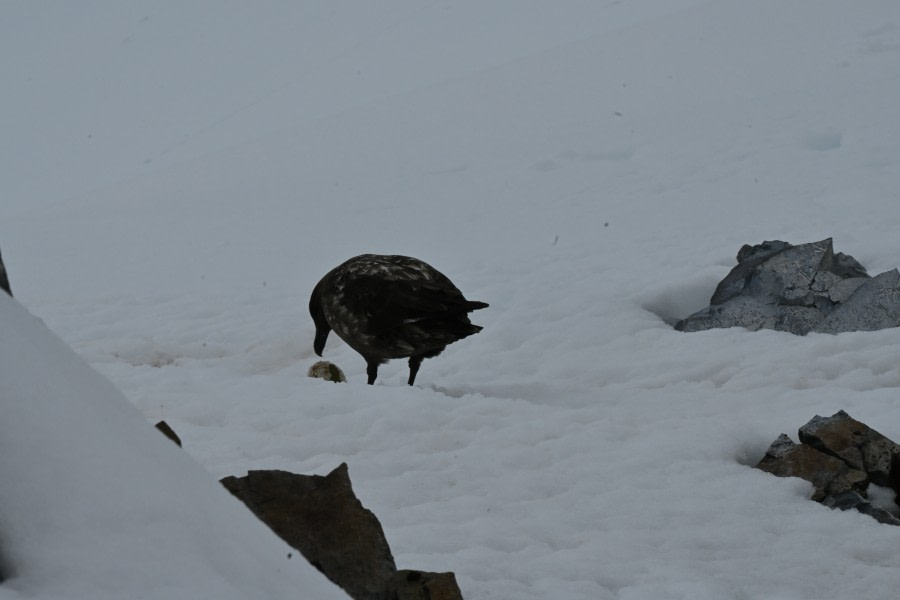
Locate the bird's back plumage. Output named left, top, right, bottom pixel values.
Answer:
left=310, top=254, right=487, bottom=385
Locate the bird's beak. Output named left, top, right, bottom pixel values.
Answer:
left=313, top=327, right=329, bottom=356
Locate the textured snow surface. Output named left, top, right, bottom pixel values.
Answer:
left=3, top=1, right=900, bottom=598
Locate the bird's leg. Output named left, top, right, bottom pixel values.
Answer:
left=408, top=355, right=424, bottom=386
left=366, top=359, right=380, bottom=385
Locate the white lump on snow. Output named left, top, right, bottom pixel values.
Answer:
left=0, top=294, right=345, bottom=600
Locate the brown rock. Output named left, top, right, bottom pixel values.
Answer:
left=798, top=410, right=900, bottom=493
left=385, top=570, right=463, bottom=600
left=221, top=463, right=396, bottom=600
left=755, top=434, right=868, bottom=501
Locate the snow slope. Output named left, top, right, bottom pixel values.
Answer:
left=0, top=294, right=345, bottom=599
left=3, top=1, right=900, bottom=598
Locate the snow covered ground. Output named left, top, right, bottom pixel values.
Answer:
left=3, top=1, right=900, bottom=598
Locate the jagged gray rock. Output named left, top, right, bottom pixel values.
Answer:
left=676, top=238, right=900, bottom=335
left=816, top=269, right=900, bottom=333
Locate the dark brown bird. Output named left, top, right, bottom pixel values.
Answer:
left=309, top=254, right=488, bottom=385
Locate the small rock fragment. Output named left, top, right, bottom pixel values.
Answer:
left=155, top=420, right=182, bottom=447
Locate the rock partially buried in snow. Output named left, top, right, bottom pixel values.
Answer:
left=307, top=360, right=347, bottom=383
left=821, top=491, right=900, bottom=526
left=222, top=464, right=397, bottom=600
left=756, top=433, right=868, bottom=502
left=675, top=238, right=900, bottom=334
left=815, top=269, right=900, bottom=334
left=221, top=464, right=465, bottom=600
left=756, top=411, right=900, bottom=524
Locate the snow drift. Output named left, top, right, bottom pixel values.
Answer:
left=0, top=294, right=344, bottom=600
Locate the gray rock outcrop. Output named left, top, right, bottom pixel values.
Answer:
left=676, top=238, right=900, bottom=334
left=756, top=411, right=900, bottom=524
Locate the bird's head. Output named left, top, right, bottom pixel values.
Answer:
left=309, top=281, right=331, bottom=356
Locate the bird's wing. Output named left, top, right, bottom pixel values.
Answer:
left=340, top=275, right=472, bottom=334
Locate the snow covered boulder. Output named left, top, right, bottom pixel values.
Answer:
left=0, top=293, right=346, bottom=600
left=675, top=238, right=900, bottom=335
